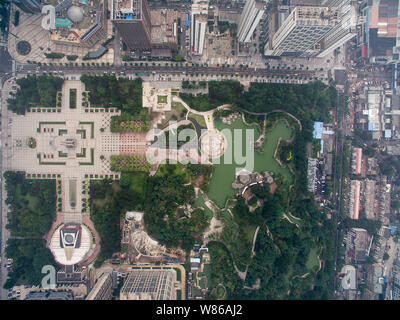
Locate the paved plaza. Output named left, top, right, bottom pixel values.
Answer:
left=8, top=3, right=114, bottom=65
left=8, top=80, right=122, bottom=219
left=4, top=78, right=155, bottom=266
left=143, top=82, right=176, bottom=112
left=8, top=5, right=52, bottom=63
left=200, top=129, right=227, bottom=159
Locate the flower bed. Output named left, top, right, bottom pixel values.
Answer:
left=110, top=114, right=150, bottom=133
left=110, top=155, right=153, bottom=172
left=27, top=137, right=36, bottom=148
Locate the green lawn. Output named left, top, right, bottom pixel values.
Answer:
left=187, top=112, right=206, bottom=128
left=171, top=101, right=186, bottom=114
left=193, top=192, right=213, bottom=220
left=174, top=268, right=182, bottom=282
left=306, top=247, right=320, bottom=272
left=158, top=102, right=187, bottom=129
left=158, top=95, right=168, bottom=104
left=203, top=264, right=212, bottom=287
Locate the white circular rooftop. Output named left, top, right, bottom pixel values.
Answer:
left=67, top=5, right=84, bottom=23
left=50, top=224, right=92, bottom=266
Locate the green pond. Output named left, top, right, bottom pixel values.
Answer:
left=206, top=118, right=294, bottom=208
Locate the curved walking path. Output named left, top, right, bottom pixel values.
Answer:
left=287, top=211, right=301, bottom=222
left=230, top=252, right=248, bottom=280
left=44, top=213, right=65, bottom=247
left=173, top=97, right=233, bottom=132
left=80, top=214, right=101, bottom=267
left=282, top=213, right=300, bottom=228
left=173, top=96, right=215, bottom=130
left=201, top=191, right=224, bottom=244
left=159, top=119, right=192, bottom=135
left=251, top=226, right=260, bottom=257
left=236, top=107, right=302, bottom=131
left=291, top=272, right=310, bottom=281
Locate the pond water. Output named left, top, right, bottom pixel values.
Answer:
left=206, top=118, right=294, bottom=208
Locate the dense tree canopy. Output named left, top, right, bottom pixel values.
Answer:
left=4, top=171, right=56, bottom=237
left=180, top=80, right=335, bottom=126
left=3, top=171, right=56, bottom=288
left=4, top=239, right=55, bottom=289
left=180, top=80, right=244, bottom=112
left=90, top=173, right=149, bottom=265
left=7, top=75, right=64, bottom=114
left=144, top=165, right=210, bottom=249
left=80, top=74, right=143, bottom=114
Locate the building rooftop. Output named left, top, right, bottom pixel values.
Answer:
left=56, top=18, right=73, bottom=29
left=313, top=122, right=323, bottom=139
left=120, top=269, right=177, bottom=300
left=113, top=0, right=142, bottom=20
left=67, top=5, right=84, bottom=23
left=341, top=265, right=357, bottom=290
left=50, top=224, right=92, bottom=266
left=346, top=228, right=370, bottom=262
left=24, top=290, right=74, bottom=300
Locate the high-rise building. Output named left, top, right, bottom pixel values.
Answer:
left=86, top=272, right=115, bottom=300
left=265, top=6, right=340, bottom=56
left=120, top=270, right=177, bottom=300
left=316, top=1, right=357, bottom=57
left=322, top=0, right=348, bottom=8
left=366, top=0, right=398, bottom=61
left=237, top=0, right=265, bottom=43
left=112, top=0, right=151, bottom=51
left=12, top=0, right=42, bottom=14
left=191, top=0, right=208, bottom=55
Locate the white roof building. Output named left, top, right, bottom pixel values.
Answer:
left=50, top=224, right=92, bottom=265
left=142, top=82, right=174, bottom=112
left=341, top=265, right=357, bottom=290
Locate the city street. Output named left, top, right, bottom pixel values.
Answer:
left=16, top=62, right=329, bottom=87
left=0, top=76, right=13, bottom=300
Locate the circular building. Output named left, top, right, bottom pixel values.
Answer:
left=49, top=223, right=92, bottom=265
left=67, top=5, right=84, bottom=24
